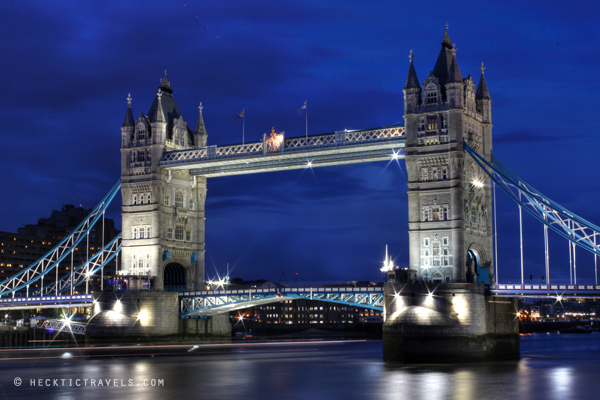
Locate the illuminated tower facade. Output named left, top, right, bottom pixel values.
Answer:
left=403, top=29, right=494, bottom=284
left=120, top=73, right=208, bottom=291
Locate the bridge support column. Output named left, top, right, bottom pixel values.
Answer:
left=382, top=283, right=519, bottom=363
left=86, top=292, right=231, bottom=342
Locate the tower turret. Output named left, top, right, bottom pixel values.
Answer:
left=445, top=49, right=464, bottom=109
left=121, top=93, right=135, bottom=147
left=194, top=102, right=208, bottom=148
left=476, top=62, right=492, bottom=124
left=403, top=50, right=421, bottom=115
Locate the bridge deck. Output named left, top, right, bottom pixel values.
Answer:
left=180, top=286, right=384, bottom=317
left=486, top=284, right=600, bottom=298
left=0, top=294, right=93, bottom=310
left=159, top=125, right=405, bottom=177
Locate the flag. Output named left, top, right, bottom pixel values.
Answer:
left=300, top=101, right=307, bottom=110
left=233, top=109, right=244, bottom=120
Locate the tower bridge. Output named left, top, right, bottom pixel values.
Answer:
left=3, top=29, right=600, bottom=363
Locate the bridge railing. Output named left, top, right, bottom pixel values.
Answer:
left=179, top=286, right=383, bottom=296
left=160, top=125, right=405, bottom=167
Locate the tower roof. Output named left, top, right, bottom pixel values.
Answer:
left=194, top=102, right=207, bottom=137
left=447, top=53, right=463, bottom=84
left=404, top=50, right=420, bottom=90
left=122, top=93, right=135, bottom=128
left=432, top=25, right=457, bottom=87
left=476, top=63, right=491, bottom=100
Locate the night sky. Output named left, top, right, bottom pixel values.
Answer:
left=2, top=1, right=600, bottom=285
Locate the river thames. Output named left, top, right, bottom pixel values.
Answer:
left=1, top=333, right=599, bottom=400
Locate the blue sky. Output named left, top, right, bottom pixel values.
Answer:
left=1, top=0, right=599, bottom=284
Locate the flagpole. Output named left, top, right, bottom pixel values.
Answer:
left=305, top=105, right=308, bottom=139
left=243, top=111, right=245, bottom=145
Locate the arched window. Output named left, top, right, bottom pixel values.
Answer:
left=138, top=127, right=145, bottom=140
left=175, top=191, right=184, bottom=208
left=132, top=194, right=137, bottom=205
left=442, top=167, right=449, bottom=180
left=146, top=193, right=151, bottom=204
left=427, top=91, right=437, bottom=104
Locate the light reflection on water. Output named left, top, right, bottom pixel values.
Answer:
left=1, top=334, right=600, bottom=400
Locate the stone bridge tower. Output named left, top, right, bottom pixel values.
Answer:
left=403, top=28, right=494, bottom=284
left=120, top=73, right=207, bottom=291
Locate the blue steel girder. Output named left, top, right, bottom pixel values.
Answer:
left=34, top=234, right=122, bottom=296
left=159, top=125, right=405, bottom=177
left=464, top=142, right=600, bottom=258
left=179, top=287, right=384, bottom=317
left=0, top=180, right=121, bottom=296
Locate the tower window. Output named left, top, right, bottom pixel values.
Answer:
left=175, top=225, right=184, bottom=241
left=167, top=227, right=173, bottom=240
left=428, top=116, right=438, bottom=130
left=175, top=191, right=184, bottom=208
left=164, top=195, right=170, bottom=206
left=427, top=91, right=437, bottom=104
left=189, top=198, right=194, bottom=210
left=138, top=128, right=145, bottom=140
left=186, top=230, right=191, bottom=241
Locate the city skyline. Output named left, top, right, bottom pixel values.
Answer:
left=2, top=0, right=599, bottom=284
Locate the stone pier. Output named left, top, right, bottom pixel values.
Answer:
left=87, top=292, right=230, bottom=341
left=383, top=283, right=519, bottom=363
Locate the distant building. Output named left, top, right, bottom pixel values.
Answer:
left=0, top=204, right=119, bottom=293
left=229, top=279, right=383, bottom=333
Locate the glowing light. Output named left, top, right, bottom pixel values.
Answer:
left=114, top=299, right=123, bottom=313
left=380, top=245, right=395, bottom=273
left=61, top=352, right=73, bottom=359
left=472, top=180, right=484, bottom=188
left=391, top=151, right=401, bottom=160
left=137, top=309, right=150, bottom=326
left=307, top=161, right=313, bottom=167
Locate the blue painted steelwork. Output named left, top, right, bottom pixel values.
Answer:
left=0, top=294, right=93, bottom=310
left=34, top=234, right=122, bottom=296
left=464, top=142, right=600, bottom=257
left=0, top=180, right=121, bottom=296
left=486, top=284, right=600, bottom=299
left=179, top=286, right=384, bottom=317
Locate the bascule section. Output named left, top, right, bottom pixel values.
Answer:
left=119, top=72, right=207, bottom=292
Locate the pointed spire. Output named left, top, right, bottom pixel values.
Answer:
left=404, top=50, right=420, bottom=90
left=122, top=93, right=135, bottom=127
left=443, top=22, right=451, bottom=46
left=476, top=62, right=491, bottom=100
left=447, top=50, right=463, bottom=84
left=154, top=90, right=166, bottom=123
left=194, top=102, right=207, bottom=136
